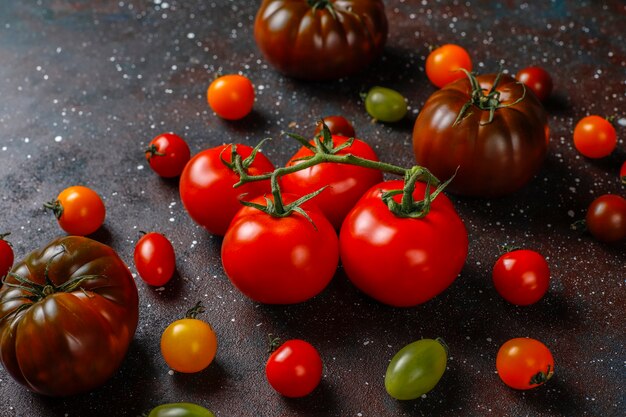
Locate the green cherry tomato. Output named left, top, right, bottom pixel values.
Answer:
left=148, top=403, right=215, bottom=417
left=385, top=338, right=448, bottom=400
left=364, top=86, right=408, bottom=122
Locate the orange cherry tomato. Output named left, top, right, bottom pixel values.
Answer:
left=44, top=186, right=106, bottom=236
left=496, top=337, right=554, bottom=390
left=425, top=44, right=472, bottom=88
left=207, top=74, right=255, bottom=120
left=573, top=115, right=617, bottom=158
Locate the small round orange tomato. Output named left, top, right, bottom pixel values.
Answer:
left=496, top=337, right=554, bottom=390
left=161, top=303, right=217, bottom=373
left=44, top=186, right=106, bottom=236
left=573, top=115, right=617, bottom=158
left=425, top=44, right=472, bottom=88
left=207, top=74, right=255, bottom=120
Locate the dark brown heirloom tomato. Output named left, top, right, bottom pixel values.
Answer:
left=0, top=236, right=139, bottom=397
left=413, top=72, right=549, bottom=196
left=254, top=0, right=388, bottom=80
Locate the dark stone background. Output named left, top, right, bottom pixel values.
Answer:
left=0, top=1, right=624, bottom=416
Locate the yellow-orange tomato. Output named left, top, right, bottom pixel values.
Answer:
left=425, top=44, right=472, bottom=88
left=207, top=74, right=255, bottom=120
left=161, top=313, right=217, bottom=373
left=45, top=186, right=106, bottom=236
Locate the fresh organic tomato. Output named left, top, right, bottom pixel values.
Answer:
left=133, top=232, right=176, bottom=286
left=585, top=194, right=626, bottom=243
left=313, top=116, right=355, bottom=138
left=266, top=339, right=323, bottom=398
left=221, top=193, right=339, bottom=304
left=413, top=72, right=549, bottom=196
left=385, top=338, right=448, bottom=400
left=281, top=135, right=383, bottom=229
left=44, top=185, right=106, bottom=235
left=516, top=66, right=553, bottom=102
left=148, top=403, right=215, bottom=417
left=0, top=236, right=138, bottom=396
left=254, top=0, right=387, bottom=80
left=161, top=303, right=218, bottom=373
left=425, top=44, right=473, bottom=88
left=496, top=337, right=554, bottom=390
left=145, top=133, right=191, bottom=178
left=0, top=233, right=13, bottom=282
left=364, top=86, right=408, bottom=122
left=573, top=115, right=617, bottom=158
left=179, top=144, right=275, bottom=236
left=621, top=161, right=626, bottom=185
left=207, top=74, right=255, bottom=120
left=492, top=249, right=550, bottom=305
left=340, top=180, right=468, bottom=307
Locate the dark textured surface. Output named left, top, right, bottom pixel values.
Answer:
left=0, top=1, right=625, bottom=416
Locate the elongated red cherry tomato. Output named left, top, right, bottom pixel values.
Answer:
left=313, top=116, right=356, bottom=138
left=0, top=233, right=13, bottom=282
left=516, top=66, right=553, bottom=102
left=145, top=133, right=191, bottom=178
left=585, top=194, right=626, bottom=243
left=265, top=339, right=323, bottom=398
left=497, top=338, right=554, bottom=390
left=134, top=232, right=176, bottom=286
left=492, top=249, right=550, bottom=305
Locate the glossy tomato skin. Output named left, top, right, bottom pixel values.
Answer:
left=573, top=115, right=617, bottom=159
left=146, top=133, right=191, bottom=178
left=134, top=232, right=176, bottom=286
left=364, top=86, right=408, bottom=122
left=492, top=249, right=550, bottom=305
left=425, top=44, right=473, bottom=88
left=516, top=66, right=553, bottom=102
left=585, top=194, right=626, bottom=243
left=281, top=135, right=383, bottom=229
left=0, top=236, right=138, bottom=396
left=385, top=339, right=448, bottom=400
left=49, top=185, right=106, bottom=235
left=222, top=194, right=339, bottom=304
left=313, top=116, right=355, bottom=138
left=148, top=403, right=215, bottom=417
left=620, top=161, right=626, bottom=184
left=340, top=180, right=468, bottom=307
left=207, top=75, right=255, bottom=120
left=0, top=234, right=13, bottom=282
left=266, top=339, right=323, bottom=398
left=179, top=144, right=275, bottom=236
left=160, top=317, right=217, bottom=373
left=496, top=338, right=554, bottom=390
left=413, top=73, right=549, bottom=196
left=254, top=0, right=387, bottom=80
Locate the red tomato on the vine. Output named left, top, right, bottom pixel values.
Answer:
left=44, top=185, right=106, bottom=236
left=339, top=180, right=468, bottom=307
left=313, top=116, right=356, bottom=138
left=221, top=194, right=339, bottom=304
left=496, top=338, right=554, bottom=390
left=492, top=249, right=550, bottom=305
left=179, top=144, right=275, bottom=236
left=516, top=66, right=553, bottom=102
left=133, top=232, right=176, bottom=286
left=207, top=74, right=255, bottom=120
left=585, top=194, right=626, bottom=243
left=573, top=116, right=617, bottom=158
left=0, top=233, right=13, bottom=282
left=266, top=339, right=323, bottom=398
left=282, top=135, right=383, bottom=229
left=425, top=44, right=472, bottom=88
left=145, top=133, right=191, bottom=178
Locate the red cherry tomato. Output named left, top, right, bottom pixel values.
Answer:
left=44, top=186, right=106, bottom=236
left=620, top=161, right=626, bottom=185
left=0, top=233, right=14, bottom=282
left=145, top=133, right=191, bottom=178
left=313, top=116, right=356, bottom=138
left=516, top=66, right=553, bottom=102
left=496, top=338, right=554, bottom=390
left=492, top=249, right=550, bottom=305
left=133, top=232, right=176, bottom=286
left=281, top=135, right=383, bottom=229
left=179, top=144, right=275, bottom=236
left=573, top=116, right=617, bottom=158
left=585, top=194, right=626, bottom=243
left=425, top=44, right=472, bottom=88
left=207, top=74, right=255, bottom=120
left=265, top=339, right=323, bottom=398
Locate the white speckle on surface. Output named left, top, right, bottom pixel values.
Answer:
left=168, top=370, right=174, bottom=376
left=187, top=32, right=195, bottom=39
left=137, top=164, right=144, bottom=170
left=54, top=135, right=62, bottom=142
left=169, top=217, right=175, bottom=222
left=617, top=118, right=626, bottom=127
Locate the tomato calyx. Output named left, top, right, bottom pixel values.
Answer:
left=185, top=301, right=206, bottom=319
left=570, top=219, right=587, bottom=233
left=43, top=199, right=64, bottom=219
left=0, top=232, right=11, bottom=246
left=529, top=364, right=554, bottom=386
left=267, top=333, right=282, bottom=353
left=144, top=144, right=166, bottom=160
left=223, top=140, right=270, bottom=175
left=307, top=0, right=336, bottom=17
left=453, top=69, right=527, bottom=126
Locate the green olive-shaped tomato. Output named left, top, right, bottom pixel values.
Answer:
left=365, top=86, right=408, bottom=122
left=148, top=403, right=215, bottom=417
left=385, top=338, right=448, bottom=400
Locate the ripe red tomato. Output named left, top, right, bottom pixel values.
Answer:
left=413, top=73, right=549, bottom=196
left=339, top=180, right=468, bottom=307
left=44, top=185, right=106, bottom=236
left=207, top=74, right=255, bottom=120
left=515, top=66, right=553, bottom=102
left=573, top=116, right=617, bottom=158
left=0, top=233, right=13, bottom=283
left=425, top=44, right=473, bottom=88
left=221, top=194, right=339, bottom=304
left=179, top=144, right=275, bottom=236
left=266, top=339, right=323, bottom=398
left=620, top=161, right=626, bottom=185
left=496, top=338, right=554, bottom=390
left=134, top=232, right=176, bottom=286
left=281, top=135, right=383, bottom=229
left=585, top=194, right=626, bottom=243
left=145, top=133, right=191, bottom=178
left=0, top=236, right=138, bottom=396
left=254, top=0, right=387, bottom=80
left=313, top=116, right=356, bottom=138
left=492, top=249, right=550, bottom=305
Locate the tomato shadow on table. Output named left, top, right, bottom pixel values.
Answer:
left=524, top=377, right=594, bottom=417
left=170, top=361, right=228, bottom=396
left=280, top=380, right=339, bottom=415
left=543, top=93, right=572, bottom=116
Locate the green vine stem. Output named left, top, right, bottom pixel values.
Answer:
left=144, top=144, right=165, bottom=160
